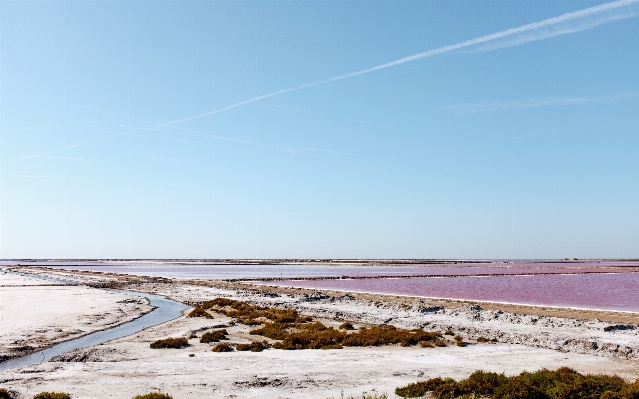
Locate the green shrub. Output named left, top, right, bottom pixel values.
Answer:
left=132, top=393, right=173, bottom=399
left=33, top=393, right=71, bottom=399
left=200, top=329, right=228, bottom=343
left=0, top=389, right=12, bottom=399
left=395, top=377, right=448, bottom=397
left=236, top=340, right=271, bottom=352
left=212, top=343, right=233, bottom=352
left=149, top=337, right=189, bottom=349
left=395, top=367, right=639, bottom=399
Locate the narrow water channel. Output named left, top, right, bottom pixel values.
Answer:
left=0, top=272, right=188, bottom=371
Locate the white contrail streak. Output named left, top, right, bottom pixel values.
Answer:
left=439, top=91, right=639, bottom=112
left=258, top=103, right=414, bottom=133
left=7, top=134, right=123, bottom=163
left=154, top=0, right=639, bottom=128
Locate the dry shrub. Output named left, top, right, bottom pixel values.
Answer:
left=420, top=341, right=434, bottom=348
left=200, top=329, right=228, bottom=343
left=187, top=307, right=212, bottom=319
left=476, top=336, right=489, bottom=343
left=236, top=341, right=272, bottom=352
left=211, top=343, right=233, bottom=352
left=455, top=341, right=467, bottom=347
left=0, top=389, right=11, bottom=399
left=339, top=322, right=355, bottom=330
left=132, top=393, right=174, bottom=399
left=454, top=335, right=463, bottom=342
left=434, top=339, right=447, bottom=347
left=149, top=337, right=189, bottom=349
left=444, top=328, right=454, bottom=336
left=33, top=393, right=71, bottom=399
left=250, top=323, right=290, bottom=340
left=395, top=367, right=639, bottom=399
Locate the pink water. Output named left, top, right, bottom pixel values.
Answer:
left=265, top=273, right=639, bottom=312
left=11, top=260, right=639, bottom=280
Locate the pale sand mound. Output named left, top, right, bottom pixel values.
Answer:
left=2, top=312, right=638, bottom=399
left=0, top=273, right=153, bottom=362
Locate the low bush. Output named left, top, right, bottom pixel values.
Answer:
left=212, top=343, right=233, bottom=352
left=187, top=307, right=213, bottom=318
left=149, top=337, right=189, bottom=349
left=327, top=392, right=388, bottom=399
left=0, top=389, right=11, bottom=399
left=236, top=340, right=272, bottom=352
left=395, top=367, right=639, bottom=399
left=33, top=393, right=71, bottom=399
left=434, top=339, right=447, bottom=347
left=339, top=322, right=355, bottom=330
left=419, top=341, right=434, bottom=348
left=453, top=335, right=463, bottom=342
left=200, top=329, right=228, bottom=343
left=444, top=328, right=454, bottom=336
left=132, top=393, right=174, bottom=399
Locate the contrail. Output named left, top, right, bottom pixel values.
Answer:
left=257, top=103, right=414, bottom=133
left=439, top=91, right=639, bottom=112
left=6, top=134, right=123, bottom=163
left=154, top=0, right=639, bottom=128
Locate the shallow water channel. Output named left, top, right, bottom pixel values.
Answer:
left=0, top=272, right=188, bottom=371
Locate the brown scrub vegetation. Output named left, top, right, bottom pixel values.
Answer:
left=211, top=343, right=233, bottom=352
left=236, top=340, right=272, bottom=352
left=0, top=389, right=11, bottom=399
left=199, top=329, right=228, bottom=343
left=395, top=367, right=639, bottom=398
left=192, top=298, right=445, bottom=351
left=132, top=394, right=174, bottom=399
left=149, top=337, right=189, bottom=349
left=32, top=393, right=71, bottom=399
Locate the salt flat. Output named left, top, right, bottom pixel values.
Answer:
left=0, top=272, right=153, bottom=362
left=2, top=267, right=639, bottom=399
left=2, top=312, right=638, bottom=399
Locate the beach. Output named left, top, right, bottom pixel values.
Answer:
left=2, top=266, right=639, bottom=398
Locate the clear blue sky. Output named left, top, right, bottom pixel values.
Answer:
left=1, top=0, right=638, bottom=259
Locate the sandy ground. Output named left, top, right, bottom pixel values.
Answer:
left=0, top=272, right=153, bottom=362
left=2, top=311, right=639, bottom=399
left=2, top=266, right=639, bottom=399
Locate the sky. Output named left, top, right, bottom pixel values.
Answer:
left=1, top=0, right=638, bottom=259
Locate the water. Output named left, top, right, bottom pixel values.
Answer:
left=14, top=260, right=639, bottom=280
left=0, top=289, right=188, bottom=371
left=264, top=273, right=639, bottom=312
